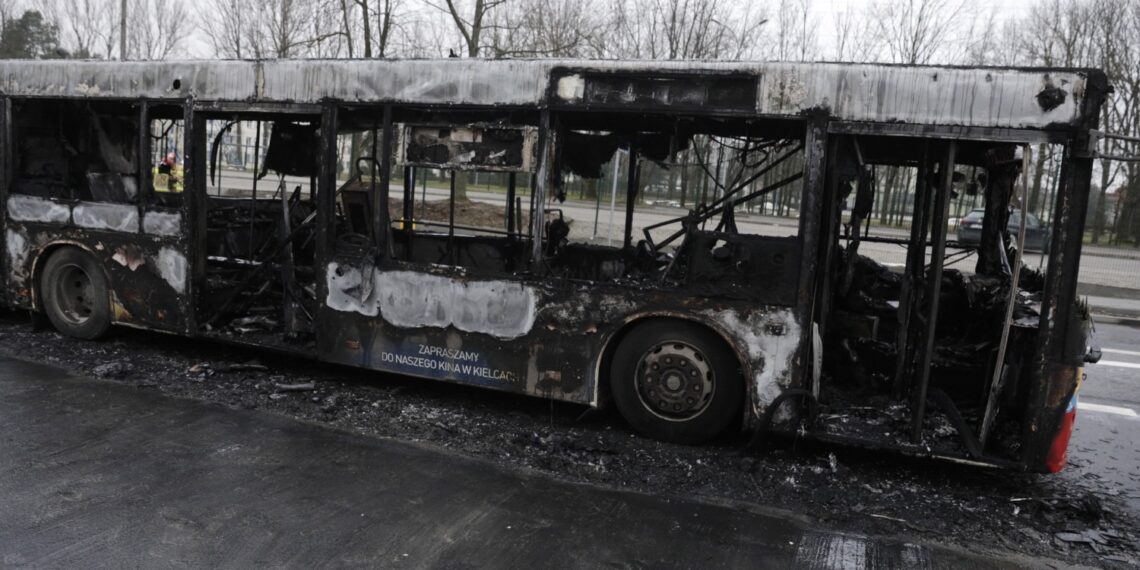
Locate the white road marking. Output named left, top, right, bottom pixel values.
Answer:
left=1080, top=402, right=1139, bottom=417
left=1101, top=348, right=1140, bottom=357
left=1097, top=360, right=1140, bottom=370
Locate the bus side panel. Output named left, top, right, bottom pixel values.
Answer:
left=318, top=259, right=804, bottom=415
left=318, top=264, right=601, bottom=405
left=4, top=219, right=190, bottom=333
left=319, top=310, right=584, bottom=401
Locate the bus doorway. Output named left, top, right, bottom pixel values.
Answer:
left=192, top=109, right=325, bottom=353
left=809, top=132, right=1096, bottom=472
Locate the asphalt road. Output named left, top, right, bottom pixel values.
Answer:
left=1061, top=320, right=1140, bottom=518
left=0, top=355, right=1042, bottom=569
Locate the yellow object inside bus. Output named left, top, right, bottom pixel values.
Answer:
left=152, top=164, right=185, bottom=193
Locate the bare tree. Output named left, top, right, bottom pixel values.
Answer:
left=340, top=0, right=356, bottom=57
left=127, top=0, right=190, bottom=60
left=337, top=0, right=403, bottom=58
left=307, top=1, right=346, bottom=57
left=869, top=0, right=971, bottom=65
left=1100, top=0, right=1140, bottom=245
left=37, top=0, right=119, bottom=58
left=243, top=0, right=340, bottom=58
left=198, top=0, right=250, bottom=58
left=832, top=8, right=878, bottom=62
left=372, top=0, right=402, bottom=56
left=602, top=0, right=767, bottom=60
left=487, top=0, right=598, bottom=57
left=1021, top=0, right=1094, bottom=67
left=260, top=0, right=306, bottom=57
left=770, top=0, right=816, bottom=61
left=428, top=0, right=509, bottom=57
left=0, top=0, right=16, bottom=26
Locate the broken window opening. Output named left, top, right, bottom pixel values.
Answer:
left=147, top=104, right=185, bottom=209
left=539, top=113, right=804, bottom=296
left=333, top=112, right=383, bottom=249
left=12, top=98, right=142, bottom=205
left=382, top=114, right=541, bottom=276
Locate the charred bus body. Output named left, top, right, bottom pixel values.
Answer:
left=0, top=60, right=1107, bottom=472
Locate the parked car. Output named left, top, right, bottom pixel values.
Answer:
left=956, top=208, right=1049, bottom=252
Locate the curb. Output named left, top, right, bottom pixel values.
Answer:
left=1091, top=312, right=1140, bottom=326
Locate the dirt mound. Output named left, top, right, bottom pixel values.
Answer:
left=389, top=197, right=512, bottom=230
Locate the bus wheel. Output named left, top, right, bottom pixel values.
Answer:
left=609, top=321, right=743, bottom=444
left=40, top=248, right=112, bottom=340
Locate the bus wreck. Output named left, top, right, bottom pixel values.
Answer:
left=0, top=59, right=1107, bottom=472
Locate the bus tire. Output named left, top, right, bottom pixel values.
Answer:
left=40, top=248, right=112, bottom=340
left=609, top=320, right=743, bottom=444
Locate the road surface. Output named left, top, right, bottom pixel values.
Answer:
left=0, top=355, right=1048, bottom=569
left=1061, top=321, right=1140, bottom=517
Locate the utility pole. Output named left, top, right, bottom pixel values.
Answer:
left=119, top=0, right=127, bottom=60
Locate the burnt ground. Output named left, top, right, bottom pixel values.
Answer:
left=0, top=309, right=1136, bottom=568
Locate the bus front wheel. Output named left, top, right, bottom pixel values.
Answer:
left=609, top=321, right=743, bottom=444
left=40, top=248, right=112, bottom=340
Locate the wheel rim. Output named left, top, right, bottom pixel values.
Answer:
left=52, top=264, right=97, bottom=326
left=634, top=341, right=715, bottom=421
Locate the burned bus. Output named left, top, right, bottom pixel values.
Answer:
left=0, top=59, right=1107, bottom=472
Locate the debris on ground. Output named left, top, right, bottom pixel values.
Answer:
left=221, top=361, right=268, bottom=372
left=275, top=381, right=316, bottom=392
left=92, top=361, right=133, bottom=379
left=1054, top=528, right=1123, bottom=554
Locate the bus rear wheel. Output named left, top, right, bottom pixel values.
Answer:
left=40, top=248, right=112, bottom=340
left=609, top=321, right=743, bottom=444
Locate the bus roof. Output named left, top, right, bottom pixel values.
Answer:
left=0, top=59, right=1107, bottom=132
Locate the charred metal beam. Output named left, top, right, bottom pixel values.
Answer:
left=794, top=117, right=827, bottom=391
left=249, top=121, right=263, bottom=258
left=893, top=141, right=931, bottom=397
left=0, top=96, right=9, bottom=302
left=623, top=146, right=639, bottom=249
left=402, top=166, right=414, bottom=262
left=278, top=177, right=298, bottom=335
left=839, top=177, right=872, bottom=297
left=814, top=135, right=844, bottom=344
left=827, top=121, right=1069, bottom=146
left=530, top=109, right=551, bottom=264
left=1024, top=146, right=1094, bottom=468
left=506, top=172, right=517, bottom=237
left=208, top=121, right=235, bottom=188
left=912, top=140, right=956, bottom=442
left=448, top=171, right=457, bottom=266
left=315, top=103, right=338, bottom=310
left=380, top=106, right=394, bottom=257
left=137, top=101, right=150, bottom=214
left=378, top=105, right=393, bottom=258
left=1020, top=72, right=1106, bottom=470
left=187, top=102, right=207, bottom=331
